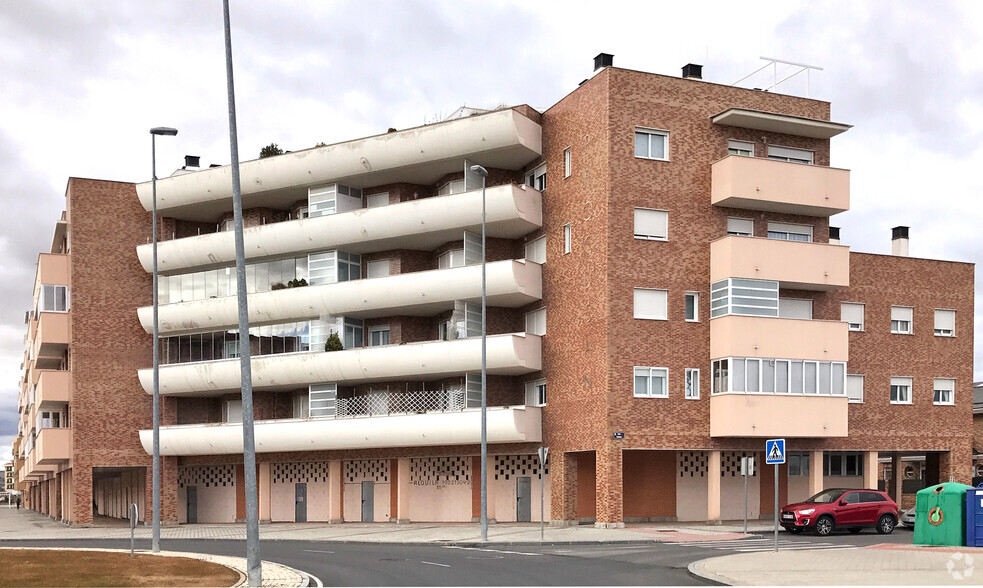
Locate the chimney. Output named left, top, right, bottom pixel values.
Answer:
left=594, top=53, right=614, bottom=72
left=682, top=63, right=703, bottom=80
left=184, top=155, right=201, bottom=168
left=891, top=226, right=909, bottom=256
left=829, top=226, right=840, bottom=245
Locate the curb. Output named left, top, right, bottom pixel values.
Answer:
left=686, top=558, right=732, bottom=586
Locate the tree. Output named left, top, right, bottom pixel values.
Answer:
left=259, top=143, right=283, bottom=158
left=324, top=332, right=344, bottom=352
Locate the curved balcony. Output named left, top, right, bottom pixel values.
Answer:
left=138, top=333, right=541, bottom=396
left=135, top=108, right=542, bottom=220
left=136, top=184, right=542, bottom=274
left=711, top=155, right=850, bottom=216
left=139, top=405, right=541, bottom=456
left=711, top=235, right=849, bottom=291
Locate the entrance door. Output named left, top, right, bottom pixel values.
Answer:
left=361, top=481, right=374, bottom=522
left=516, top=476, right=532, bottom=522
left=187, top=486, right=197, bottom=524
left=295, top=483, right=307, bottom=523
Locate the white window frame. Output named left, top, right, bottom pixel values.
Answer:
left=685, top=368, right=700, bottom=400
left=890, top=376, right=913, bottom=405
left=847, top=374, right=864, bottom=404
left=685, top=292, right=699, bottom=322
left=634, top=127, right=669, bottom=161
left=767, top=145, right=814, bottom=164
left=934, top=308, right=955, bottom=337
left=563, top=223, right=571, bottom=254
left=368, top=325, right=390, bottom=347
left=778, top=297, right=813, bottom=320
left=563, top=147, right=572, bottom=178
left=438, top=248, right=465, bottom=269
left=767, top=222, right=813, bottom=242
left=634, top=366, right=668, bottom=398
left=437, top=179, right=466, bottom=196
left=633, top=207, right=668, bottom=241
left=525, top=379, right=546, bottom=407
left=727, top=217, right=753, bottom=237
left=526, top=163, right=546, bottom=191
left=891, top=306, right=913, bottom=334
left=365, top=259, right=390, bottom=279
left=633, top=288, right=668, bottom=321
left=841, top=302, right=865, bottom=332
left=933, top=378, right=955, bottom=406
left=525, top=236, right=546, bottom=264
left=365, top=192, right=389, bottom=208
left=728, top=140, right=755, bottom=157
left=40, top=285, right=70, bottom=313
left=525, top=308, right=546, bottom=336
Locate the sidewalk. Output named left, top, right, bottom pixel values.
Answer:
left=689, top=543, right=983, bottom=585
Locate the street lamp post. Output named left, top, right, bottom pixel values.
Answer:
left=149, top=126, right=177, bottom=554
left=469, top=164, right=489, bottom=541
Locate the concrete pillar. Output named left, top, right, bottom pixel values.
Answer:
left=925, top=453, right=941, bottom=486
left=707, top=450, right=721, bottom=523
left=486, top=454, right=497, bottom=524
left=890, top=453, right=903, bottom=502
left=395, top=458, right=410, bottom=523
left=808, top=451, right=824, bottom=496
left=550, top=452, right=578, bottom=526
left=258, top=462, right=271, bottom=523
left=328, top=461, right=342, bottom=523
left=595, top=447, right=624, bottom=528
left=863, top=451, right=878, bottom=490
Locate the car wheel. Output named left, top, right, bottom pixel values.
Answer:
left=876, top=514, right=896, bottom=534
left=784, top=527, right=803, bottom=534
left=848, top=527, right=862, bottom=534
left=814, top=515, right=834, bottom=536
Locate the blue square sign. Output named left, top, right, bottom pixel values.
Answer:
left=765, top=439, right=786, bottom=465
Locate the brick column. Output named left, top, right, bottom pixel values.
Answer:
left=595, top=447, right=623, bottom=528
left=395, top=458, right=410, bottom=523
left=809, top=451, right=824, bottom=497
left=707, top=450, right=721, bottom=523
left=864, top=451, right=879, bottom=489
left=889, top=453, right=903, bottom=501
left=549, top=451, right=578, bottom=526
left=328, top=461, right=342, bottom=523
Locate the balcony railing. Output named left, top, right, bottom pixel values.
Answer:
left=337, top=388, right=466, bottom=418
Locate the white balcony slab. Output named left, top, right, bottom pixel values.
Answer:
left=135, top=108, right=542, bottom=221
left=139, top=333, right=541, bottom=396
left=139, top=406, right=541, bottom=456
left=138, top=259, right=542, bottom=335
left=136, top=184, right=542, bottom=274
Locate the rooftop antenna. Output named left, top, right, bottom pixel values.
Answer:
left=732, top=57, right=823, bottom=98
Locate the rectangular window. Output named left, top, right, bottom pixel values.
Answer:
left=437, top=179, right=466, bottom=196
left=40, top=285, right=70, bottom=313
left=634, top=366, right=668, bottom=398
left=525, top=379, right=546, bottom=407
left=727, top=217, right=753, bottom=237
left=728, top=140, right=755, bottom=157
left=841, top=302, right=865, bottom=331
left=634, top=128, right=668, bottom=161
left=365, top=192, right=389, bottom=208
left=563, top=147, right=572, bottom=178
left=685, top=368, right=700, bottom=400
left=463, top=231, right=483, bottom=266
left=685, top=292, right=699, bottom=322
left=292, top=394, right=310, bottom=419
left=633, top=288, right=668, bottom=320
left=767, top=145, right=814, bottom=164
left=710, top=278, right=779, bottom=319
left=788, top=453, right=810, bottom=476
left=934, top=309, right=955, bottom=337
left=779, top=298, right=813, bottom=320
left=933, top=378, right=955, bottom=405
left=634, top=208, right=668, bottom=241
left=526, top=164, right=546, bottom=191
left=438, top=249, right=465, bottom=269
left=890, top=376, right=912, bottom=404
left=222, top=400, right=243, bottom=423
left=563, top=223, right=571, bottom=254
left=891, top=306, right=913, bottom=334
left=525, top=236, right=546, bottom=264
left=767, top=222, right=813, bottom=242
left=366, top=259, right=390, bottom=278
left=337, top=251, right=361, bottom=282
left=847, top=374, right=864, bottom=403
left=343, top=317, right=364, bottom=349
left=309, top=383, right=338, bottom=418
left=369, top=326, right=390, bottom=347
left=525, top=308, right=546, bottom=336
left=712, top=359, right=729, bottom=394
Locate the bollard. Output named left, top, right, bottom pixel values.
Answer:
left=130, top=503, right=139, bottom=557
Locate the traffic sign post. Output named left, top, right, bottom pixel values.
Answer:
left=538, top=446, right=548, bottom=543
left=766, top=439, right=786, bottom=552
left=741, top=456, right=754, bottom=534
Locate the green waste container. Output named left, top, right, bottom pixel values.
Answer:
left=914, top=483, right=973, bottom=546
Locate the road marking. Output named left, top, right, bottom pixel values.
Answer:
left=444, top=546, right=541, bottom=557
left=420, top=561, right=451, bottom=568
left=303, top=550, right=335, bottom=554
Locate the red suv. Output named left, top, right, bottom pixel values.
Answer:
left=780, top=488, right=898, bottom=536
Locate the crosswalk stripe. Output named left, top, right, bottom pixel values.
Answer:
left=731, top=544, right=852, bottom=552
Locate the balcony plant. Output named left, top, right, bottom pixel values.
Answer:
left=324, top=332, right=343, bottom=352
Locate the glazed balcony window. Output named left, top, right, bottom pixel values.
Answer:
left=39, top=285, right=69, bottom=313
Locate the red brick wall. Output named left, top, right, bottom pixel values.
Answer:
left=622, top=451, right=675, bottom=519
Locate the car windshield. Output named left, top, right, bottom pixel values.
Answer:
left=805, top=489, right=845, bottom=504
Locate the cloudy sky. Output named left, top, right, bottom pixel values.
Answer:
left=1, top=1, right=982, bottom=464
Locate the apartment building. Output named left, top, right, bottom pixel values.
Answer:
left=13, top=57, right=974, bottom=526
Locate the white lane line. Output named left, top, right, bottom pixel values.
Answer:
left=303, top=549, right=335, bottom=554
left=730, top=544, right=850, bottom=552
left=444, top=546, right=541, bottom=557
left=420, top=561, right=451, bottom=568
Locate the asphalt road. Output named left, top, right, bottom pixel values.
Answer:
left=2, top=527, right=913, bottom=586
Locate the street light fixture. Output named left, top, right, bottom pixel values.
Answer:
left=469, top=164, right=489, bottom=541
left=149, top=125, right=177, bottom=554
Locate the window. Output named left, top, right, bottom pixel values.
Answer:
left=526, top=164, right=546, bottom=191
left=295, top=205, right=309, bottom=219
left=292, top=394, right=309, bottom=419
left=685, top=368, right=700, bottom=400
left=634, top=208, right=668, bottom=241
left=841, top=303, right=865, bottom=331
left=223, top=340, right=240, bottom=359
left=767, top=222, right=812, bottom=242
left=525, top=308, right=546, bottom=336
left=767, top=145, right=814, bottom=164
left=563, top=224, right=571, bottom=254
left=218, top=218, right=234, bottom=232
left=788, top=453, right=809, bottom=476
left=712, top=359, right=729, bottom=394
left=222, top=400, right=243, bottom=423
left=633, top=288, right=668, bottom=320
left=715, top=356, right=846, bottom=397
left=438, top=249, right=465, bottom=269
left=685, top=292, right=699, bottom=322
left=728, top=140, right=754, bottom=157
left=343, top=317, right=364, bottom=349
left=40, top=285, right=69, bottom=313
left=437, top=179, right=466, bottom=196
left=933, top=378, right=955, bottom=405
left=366, top=259, right=390, bottom=278
left=890, top=377, right=912, bottom=404
left=369, top=326, right=390, bottom=347
left=634, top=128, right=668, bottom=160
left=634, top=367, right=668, bottom=398
left=861, top=492, right=886, bottom=503
left=366, top=192, right=389, bottom=208
left=891, top=306, right=913, bottom=334
left=563, top=147, right=572, bottom=178
left=824, top=452, right=864, bottom=477
left=727, top=217, right=753, bottom=237
left=710, top=278, right=779, bottom=318
left=847, top=374, right=864, bottom=403
left=934, top=309, right=955, bottom=337
left=309, top=383, right=338, bottom=418
left=337, top=251, right=361, bottom=281
left=525, top=379, right=546, bottom=407
left=525, top=236, right=546, bottom=264
left=779, top=298, right=813, bottom=320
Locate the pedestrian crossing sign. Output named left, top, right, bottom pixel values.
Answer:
left=766, top=439, right=786, bottom=464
